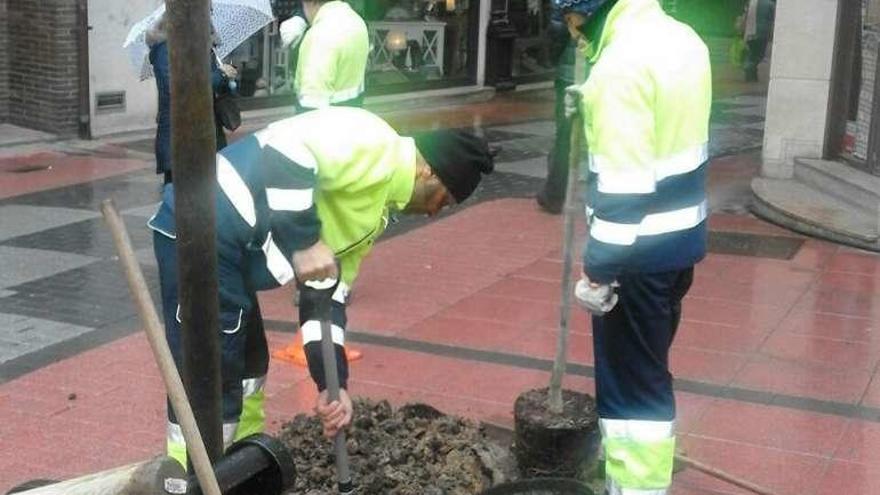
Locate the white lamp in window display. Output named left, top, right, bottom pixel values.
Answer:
left=385, top=30, right=408, bottom=69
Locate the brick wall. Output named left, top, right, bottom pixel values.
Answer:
left=0, top=0, right=9, bottom=122
left=7, top=0, right=81, bottom=136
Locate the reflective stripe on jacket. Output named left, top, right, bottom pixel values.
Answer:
left=148, top=108, right=415, bottom=287
left=576, top=0, right=712, bottom=284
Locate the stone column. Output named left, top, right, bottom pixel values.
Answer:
left=761, top=0, right=839, bottom=178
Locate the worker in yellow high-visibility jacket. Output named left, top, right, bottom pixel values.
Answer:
left=150, top=108, right=494, bottom=490
left=558, top=0, right=712, bottom=494
left=289, top=0, right=369, bottom=110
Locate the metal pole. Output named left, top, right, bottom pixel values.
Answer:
left=167, top=0, right=223, bottom=465
left=75, top=0, right=91, bottom=140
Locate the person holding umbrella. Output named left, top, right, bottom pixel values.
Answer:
left=126, top=1, right=277, bottom=184
left=148, top=107, right=494, bottom=476
left=146, top=14, right=238, bottom=185
left=558, top=0, right=711, bottom=494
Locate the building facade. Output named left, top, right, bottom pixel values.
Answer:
left=755, top=0, right=880, bottom=250
left=1, top=0, right=525, bottom=138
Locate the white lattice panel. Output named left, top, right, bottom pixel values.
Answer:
left=368, top=21, right=446, bottom=74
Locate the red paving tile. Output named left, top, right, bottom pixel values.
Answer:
left=690, top=399, right=849, bottom=456
left=775, top=310, right=879, bottom=344
left=677, top=435, right=828, bottom=495
left=401, top=315, right=533, bottom=353
left=681, top=296, right=787, bottom=332
left=759, top=331, right=880, bottom=370
left=674, top=392, right=716, bottom=435
left=824, top=248, right=880, bottom=276
left=511, top=258, right=578, bottom=282
left=670, top=347, right=749, bottom=385
left=789, top=240, right=839, bottom=271
left=834, top=419, right=880, bottom=463
left=731, top=357, right=873, bottom=403
left=485, top=276, right=566, bottom=304
left=671, top=469, right=750, bottom=495
left=435, top=292, right=560, bottom=328
left=860, top=375, right=880, bottom=409
left=793, top=288, right=880, bottom=320
left=0, top=153, right=150, bottom=200
left=815, top=460, right=880, bottom=495
left=815, top=271, right=880, bottom=293
left=675, top=320, right=771, bottom=354
left=511, top=325, right=593, bottom=365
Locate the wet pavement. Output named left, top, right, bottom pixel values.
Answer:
left=3, top=60, right=880, bottom=494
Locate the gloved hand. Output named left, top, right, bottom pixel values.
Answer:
left=574, top=276, right=618, bottom=315
left=564, top=85, right=582, bottom=120
left=279, top=16, right=308, bottom=49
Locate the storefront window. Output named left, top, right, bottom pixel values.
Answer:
left=359, top=0, right=479, bottom=93
left=227, top=0, right=481, bottom=101
left=508, top=0, right=554, bottom=82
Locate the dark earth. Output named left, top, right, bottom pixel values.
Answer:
left=278, top=399, right=519, bottom=494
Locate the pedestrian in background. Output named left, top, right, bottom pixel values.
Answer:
left=742, top=0, right=776, bottom=82
left=147, top=15, right=237, bottom=184
left=536, top=2, right=587, bottom=215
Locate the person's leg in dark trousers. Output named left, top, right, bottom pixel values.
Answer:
left=215, top=119, right=228, bottom=151
left=744, top=37, right=768, bottom=82
left=236, top=291, right=270, bottom=441
left=537, top=78, right=572, bottom=214
left=155, top=227, right=266, bottom=469
left=591, top=268, right=694, bottom=494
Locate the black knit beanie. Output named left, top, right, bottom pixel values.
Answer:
left=413, top=130, right=495, bottom=203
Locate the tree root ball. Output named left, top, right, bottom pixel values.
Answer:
left=513, top=388, right=600, bottom=481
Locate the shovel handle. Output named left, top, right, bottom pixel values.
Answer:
left=303, top=278, right=354, bottom=494
left=320, top=318, right=354, bottom=494
left=675, top=453, right=779, bottom=495
left=100, top=199, right=223, bottom=495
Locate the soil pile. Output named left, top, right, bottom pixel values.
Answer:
left=278, top=399, right=516, bottom=494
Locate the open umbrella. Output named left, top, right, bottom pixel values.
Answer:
left=123, top=0, right=275, bottom=80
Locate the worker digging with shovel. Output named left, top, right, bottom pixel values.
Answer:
left=149, top=106, right=494, bottom=491
left=559, top=0, right=711, bottom=494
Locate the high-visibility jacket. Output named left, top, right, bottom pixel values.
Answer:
left=282, top=107, right=416, bottom=286
left=149, top=107, right=414, bottom=432
left=150, top=107, right=415, bottom=290
left=294, top=1, right=369, bottom=109
left=574, top=0, right=711, bottom=493
left=578, top=0, right=711, bottom=286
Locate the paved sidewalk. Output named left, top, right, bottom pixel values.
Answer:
left=7, top=54, right=877, bottom=494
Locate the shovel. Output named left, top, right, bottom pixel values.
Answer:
left=302, top=277, right=355, bottom=494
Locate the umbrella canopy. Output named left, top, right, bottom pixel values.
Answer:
left=123, top=0, right=274, bottom=81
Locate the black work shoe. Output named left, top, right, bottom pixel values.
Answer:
left=536, top=193, right=563, bottom=215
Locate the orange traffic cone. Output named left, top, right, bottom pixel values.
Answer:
left=273, top=331, right=362, bottom=367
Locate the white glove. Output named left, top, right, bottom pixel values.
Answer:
left=564, top=85, right=582, bottom=120
left=574, top=277, right=618, bottom=315
left=279, top=16, right=308, bottom=49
